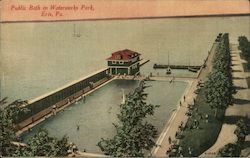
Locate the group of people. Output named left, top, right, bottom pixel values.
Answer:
left=166, top=93, right=199, bottom=155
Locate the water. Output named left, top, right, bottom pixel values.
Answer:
left=21, top=79, right=188, bottom=152
left=0, top=16, right=249, bottom=101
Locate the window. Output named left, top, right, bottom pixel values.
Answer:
left=119, top=61, right=124, bottom=64
left=112, top=61, right=116, bottom=64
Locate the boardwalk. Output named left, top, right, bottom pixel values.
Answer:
left=117, top=75, right=196, bottom=82
left=152, top=42, right=218, bottom=157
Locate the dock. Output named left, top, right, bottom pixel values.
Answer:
left=153, top=64, right=201, bottom=70
left=116, top=74, right=196, bottom=82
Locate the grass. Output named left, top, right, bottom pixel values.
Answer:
left=178, top=89, right=225, bottom=156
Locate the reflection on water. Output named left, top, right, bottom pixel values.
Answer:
left=21, top=79, right=188, bottom=152
left=1, top=16, right=249, bottom=101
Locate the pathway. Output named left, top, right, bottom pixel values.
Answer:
left=118, top=74, right=196, bottom=82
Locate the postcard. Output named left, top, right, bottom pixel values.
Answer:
left=0, top=0, right=250, bottom=157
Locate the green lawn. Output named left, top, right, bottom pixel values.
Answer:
left=178, top=89, right=225, bottom=156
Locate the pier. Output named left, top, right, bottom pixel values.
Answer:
left=153, top=64, right=201, bottom=70
left=116, top=74, right=196, bottom=82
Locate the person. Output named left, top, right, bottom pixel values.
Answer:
left=83, top=96, right=86, bottom=103
left=188, top=147, right=192, bottom=155
left=180, top=101, right=182, bottom=106
left=179, top=146, right=183, bottom=154
left=194, top=119, right=197, bottom=126
left=183, top=96, right=186, bottom=101
left=168, top=136, right=172, bottom=144
left=196, top=120, right=200, bottom=129
left=77, top=125, right=80, bottom=131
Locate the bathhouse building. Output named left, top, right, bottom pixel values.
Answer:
left=107, top=49, right=141, bottom=75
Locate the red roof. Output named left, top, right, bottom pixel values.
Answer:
left=106, top=49, right=140, bottom=60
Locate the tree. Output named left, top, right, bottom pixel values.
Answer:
left=97, top=80, right=159, bottom=157
left=204, top=33, right=234, bottom=118
left=0, top=97, right=29, bottom=156
left=0, top=98, right=70, bottom=157
left=238, top=36, right=250, bottom=69
left=21, top=129, right=70, bottom=157
left=238, top=36, right=250, bottom=58
left=234, top=118, right=248, bottom=145
left=218, top=143, right=241, bottom=157
left=204, top=70, right=231, bottom=118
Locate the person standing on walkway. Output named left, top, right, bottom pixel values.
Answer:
left=168, top=136, right=172, bottom=144
left=83, top=96, right=86, bottom=103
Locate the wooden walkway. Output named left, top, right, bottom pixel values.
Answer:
left=153, top=64, right=201, bottom=69
left=116, top=74, right=196, bottom=82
